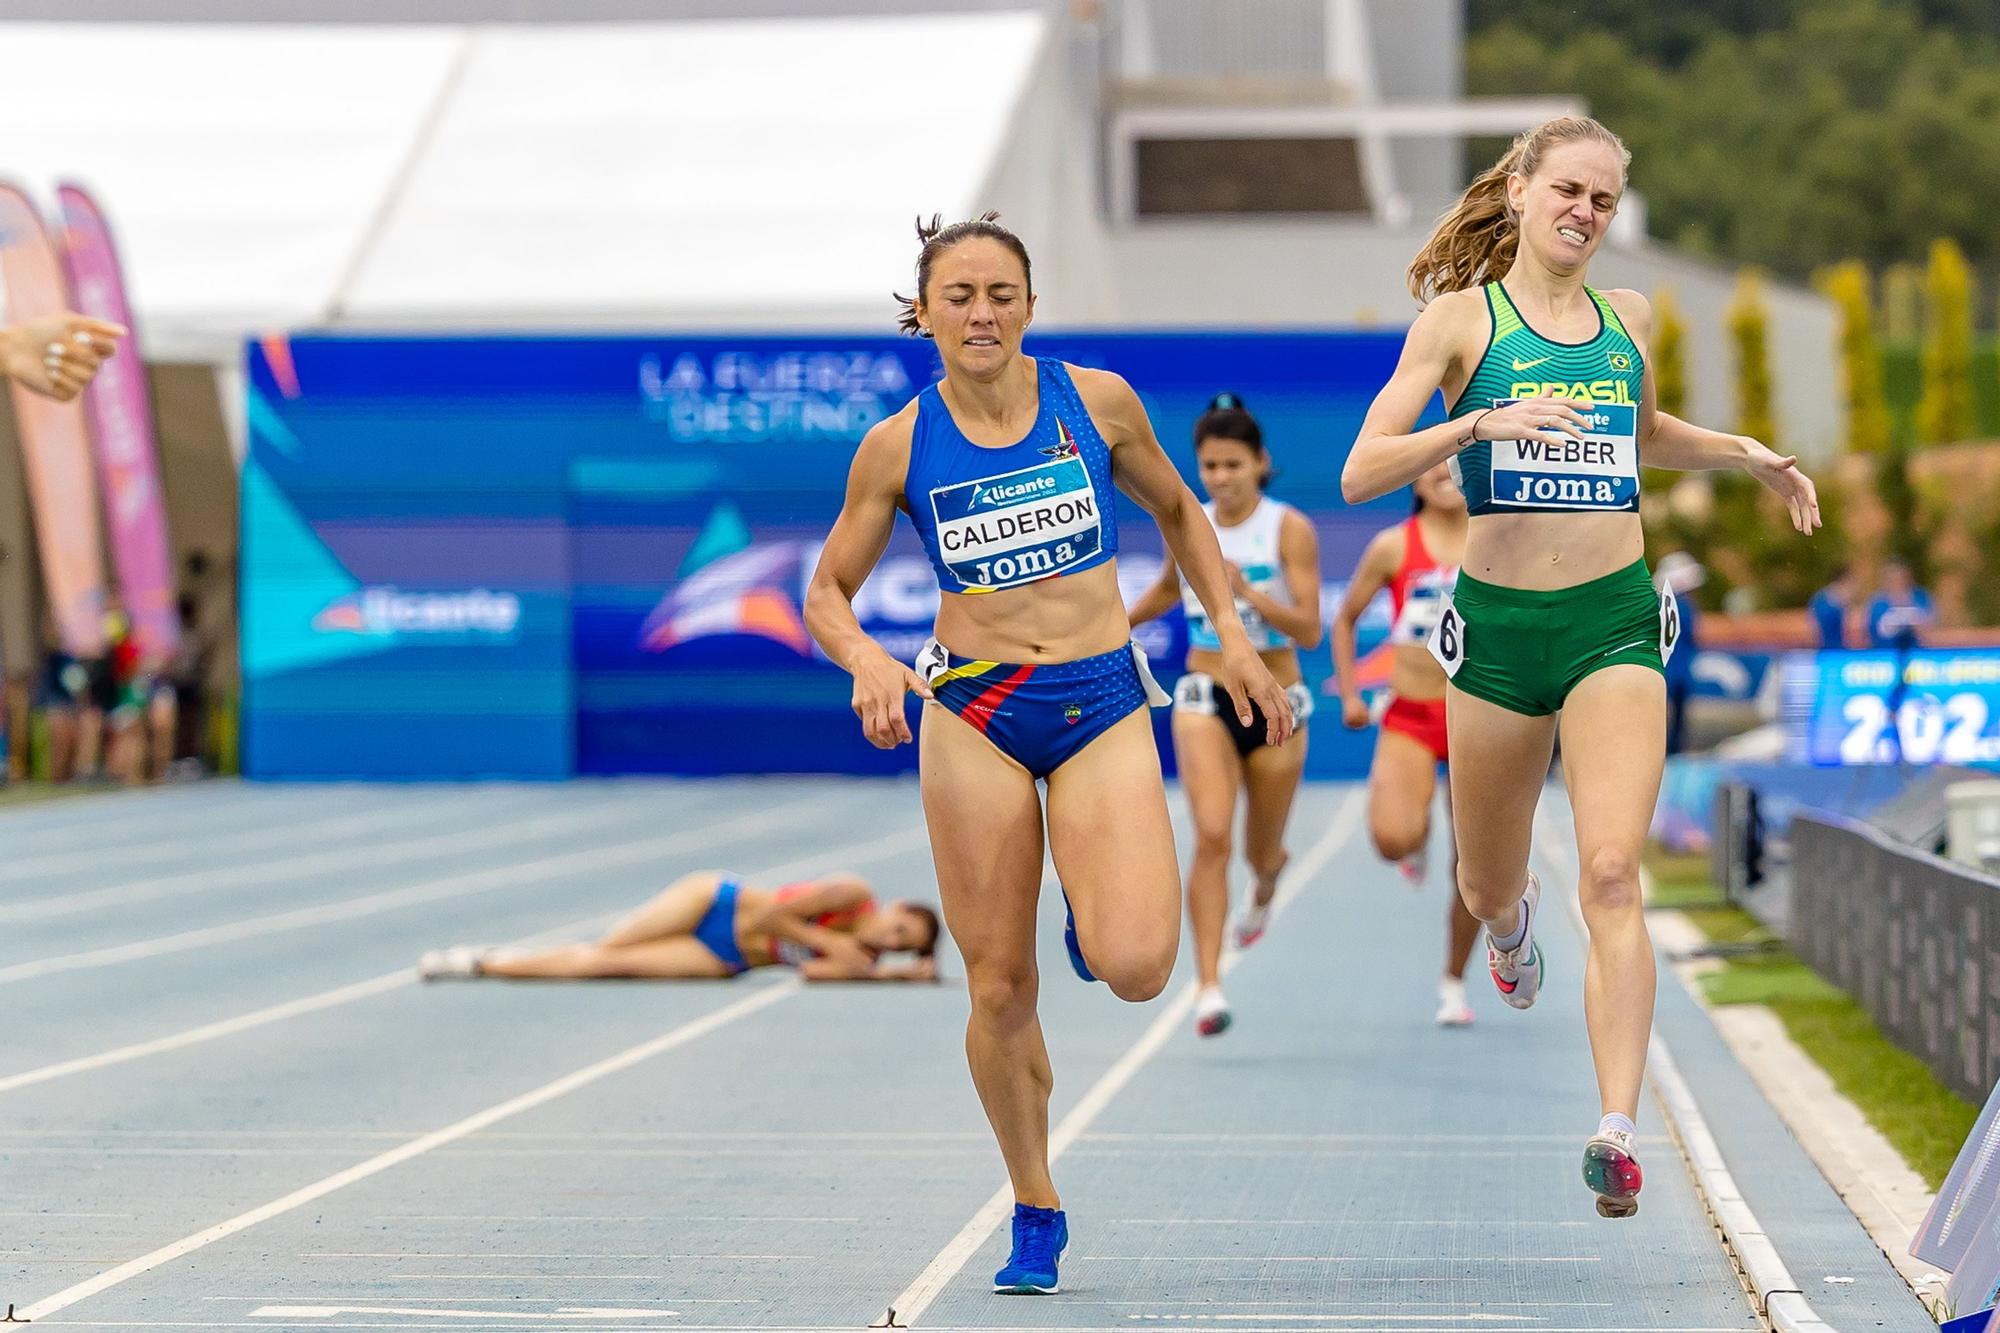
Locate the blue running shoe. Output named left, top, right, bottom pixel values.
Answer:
left=1060, top=890, right=1097, bottom=983
left=993, top=1203, right=1067, bottom=1294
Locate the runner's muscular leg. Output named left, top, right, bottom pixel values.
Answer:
left=1047, top=709, right=1181, bottom=1003
left=921, top=702, right=1058, bottom=1207
left=1242, top=725, right=1308, bottom=898
left=1557, top=664, right=1666, bottom=1120
left=1173, top=711, right=1241, bottom=990
left=1445, top=683, right=1556, bottom=936
left=600, top=872, right=729, bottom=948
left=1439, top=782, right=1481, bottom=978
left=1368, top=728, right=1438, bottom=863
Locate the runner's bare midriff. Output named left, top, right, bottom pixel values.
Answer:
left=1461, top=510, right=1643, bottom=590
left=1387, top=644, right=1447, bottom=704
left=932, top=560, right=1134, bottom=663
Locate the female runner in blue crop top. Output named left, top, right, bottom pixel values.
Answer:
left=804, top=213, right=1293, bottom=1296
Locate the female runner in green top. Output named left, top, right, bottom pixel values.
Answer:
left=1342, top=117, right=1820, bottom=1219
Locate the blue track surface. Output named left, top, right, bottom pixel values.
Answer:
left=0, top=778, right=1930, bottom=1330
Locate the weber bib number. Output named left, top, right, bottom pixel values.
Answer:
left=1659, top=590, right=1681, bottom=664
left=1428, top=602, right=1466, bottom=678
left=1488, top=399, right=1639, bottom=512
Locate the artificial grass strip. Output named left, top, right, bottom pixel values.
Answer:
left=1696, top=938, right=1979, bottom=1189
left=1776, top=994, right=1982, bottom=1189
left=1643, top=848, right=1728, bottom=910
left=1678, top=905, right=1777, bottom=948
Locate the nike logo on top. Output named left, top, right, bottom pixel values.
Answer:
left=1511, top=355, right=1553, bottom=372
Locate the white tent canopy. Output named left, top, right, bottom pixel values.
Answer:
left=0, top=12, right=1051, bottom=360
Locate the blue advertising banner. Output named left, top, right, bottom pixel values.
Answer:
left=1782, top=648, right=2000, bottom=768
left=243, top=332, right=1431, bottom=779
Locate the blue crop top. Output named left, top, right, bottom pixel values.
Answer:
left=903, top=358, right=1120, bottom=595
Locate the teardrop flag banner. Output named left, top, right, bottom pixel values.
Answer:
left=58, top=183, right=178, bottom=666
left=0, top=182, right=106, bottom=659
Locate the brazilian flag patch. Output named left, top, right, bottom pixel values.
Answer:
left=1608, top=352, right=1632, bottom=372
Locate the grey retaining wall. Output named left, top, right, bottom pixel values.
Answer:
left=1791, top=811, right=2000, bottom=1106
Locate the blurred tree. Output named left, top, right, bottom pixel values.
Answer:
left=1652, top=288, right=1689, bottom=417
left=1918, top=237, right=1975, bottom=443
left=1466, top=2, right=2000, bottom=280
left=1821, top=261, right=1892, bottom=452
left=1878, top=430, right=1934, bottom=580
left=1881, top=262, right=1923, bottom=342
left=1727, top=269, right=1778, bottom=446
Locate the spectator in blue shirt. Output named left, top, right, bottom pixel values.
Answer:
left=1808, top=566, right=1854, bottom=649
left=1867, top=559, right=1934, bottom=651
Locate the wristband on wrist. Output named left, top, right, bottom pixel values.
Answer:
left=1461, top=408, right=1494, bottom=447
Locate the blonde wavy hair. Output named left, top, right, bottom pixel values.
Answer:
left=1406, top=117, right=1630, bottom=305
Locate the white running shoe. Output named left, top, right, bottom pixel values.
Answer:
left=1396, top=845, right=1429, bottom=889
left=1582, top=1128, right=1643, bottom=1219
left=1231, top=901, right=1272, bottom=951
left=1434, top=977, right=1474, bottom=1028
left=418, top=945, right=487, bottom=981
left=1194, top=986, right=1233, bottom=1038
left=1485, top=870, right=1544, bottom=1010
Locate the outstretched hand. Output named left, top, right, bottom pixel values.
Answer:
left=4, top=313, right=126, bottom=402
left=1218, top=643, right=1294, bottom=747
left=1746, top=444, right=1821, bottom=535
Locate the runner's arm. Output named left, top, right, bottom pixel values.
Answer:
left=1126, top=550, right=1182, bottom=628
left=1081, top=366, right=1294, bottom=739
left=1331, top=531, right=1398, bottom=717
left=803, top=415, right=935, bottom=747
left=800, top=956, right=939, bottom=983
left=1233, top=509, right=1323, bottom=648
left=1080, top=368, right=1251, bottom=653
left=1612, top=292, right=1820, bottom=534
left=743, top=879, right=873, bottom=932
left=1344, top=293, right=1587, bottom=503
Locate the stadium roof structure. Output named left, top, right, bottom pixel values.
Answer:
left=0, top=12, right=1058, bottom=360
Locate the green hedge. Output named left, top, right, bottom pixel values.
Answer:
left=1882, top=338, right=2000, bottom=444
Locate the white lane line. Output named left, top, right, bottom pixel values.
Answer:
left=1089, top=1300, right=1610, bottom=1306
left=1133, top=1317, right=1539, bottom=1324
left=208, top=1296, right=763, bottom=1302
left=882, top=788, right=1367, bottom=1328
left=1082, top=1131, right=1579, bottom=1142
left=0, top=787, right=525, bottom=882
left=298, top=1252, right=664, bottom=1258
left=0, top=1129, right=986, bottom=1140
left=0, top=820, right=930, bottom=1094
left=0, top=1320, right=1784, bottom=1328
left=249, top=1309, right=672, bottom=1322
left=1026, top=1254, right=1599, bottom=1263
left=0, top=799, right=813, bottom=986
left=0, top=785, right=414, bottom=856
left=374, top=1214, right=862, bottom=1222
left=1104, top=1218, right=1592, bottom=1227
left=1531, top=803, right=1831, bottom=1333
left=14, top=980, right=803, bottom=1323
left=0, top=786, right=692, bottom=924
